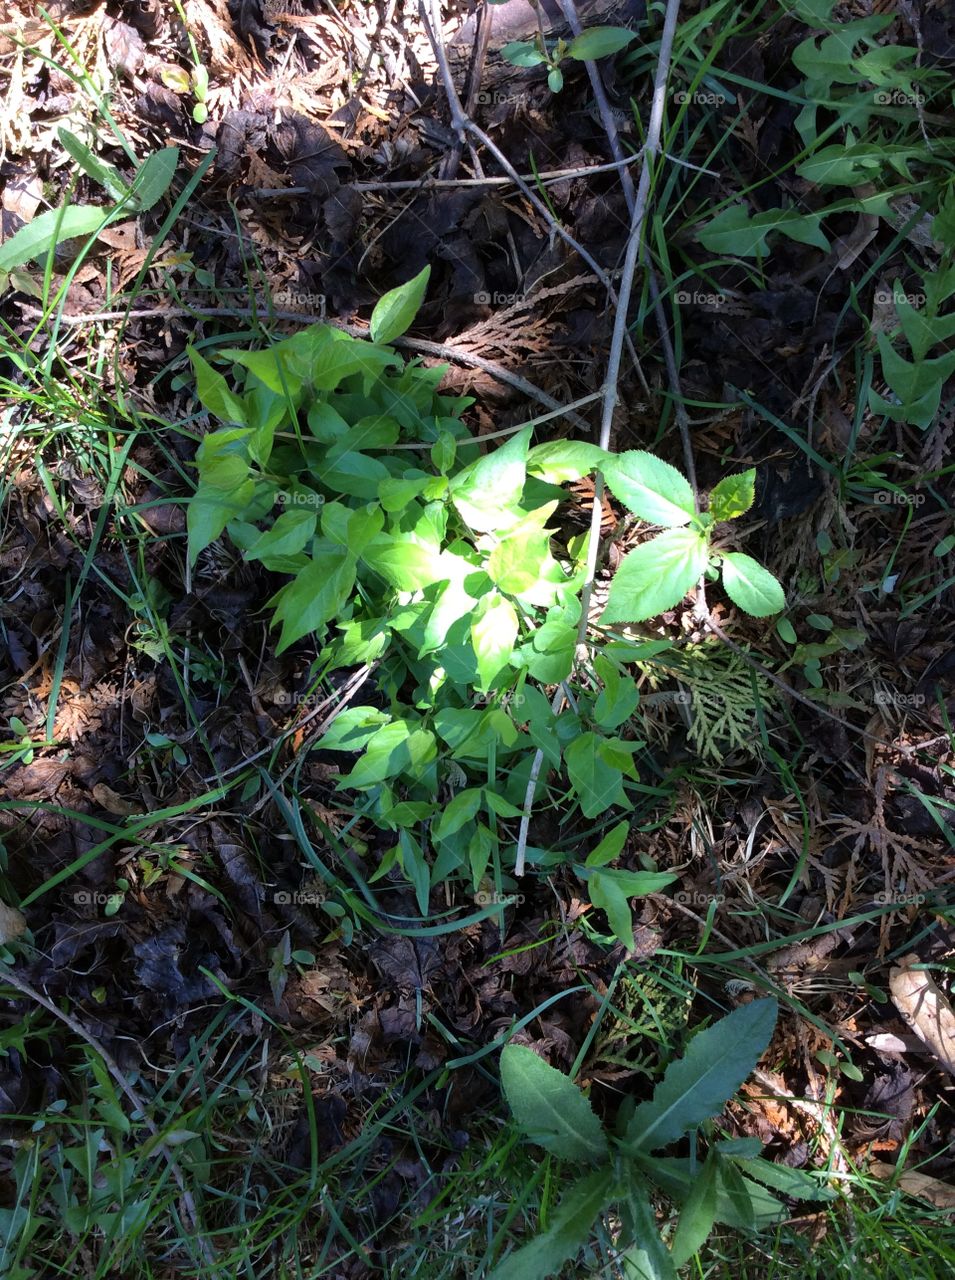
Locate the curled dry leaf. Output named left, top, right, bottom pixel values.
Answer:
left=0, top=900, right=27, bottom=945
left=889, top=954, right=955, bottom=1078
left=869, top=1161, right=955, bottom=1211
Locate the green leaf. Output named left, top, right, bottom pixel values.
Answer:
left=500, top=39, right=548, bottom=68
left=565, top=732, right=628, bottom=817
left=487, top=509, right=555, bottom=594
left=0, top=203, right=110, bottom=271
left=623, top=999, right=778, bottom=1152
left=471, top=593, right=518, bottom=690
left=58, top=128, right=129, bottom=201
left=643, top=1155, right=785, bottom=1230
left=708, top=469, right=755, bottom=521
left=499, top=1044, right=609, bottom=1162
left=526, top=438, right=611, bottom=483
left=433, top=788, right=483, bottom=841
left=584, top=820, right=629, bottom=867
left=759, top=208, right=828, bottom=250
left=188, top=347, right=248, bottom=426
left=450, top=425, right=533, bottom=533
left=587, top=870, right=636, bottom=949
left=398, top=828, right=431, bottom=914
left=224, top=326, right=396, bottom=397
left=586, top=868, right=676, bottom=950
left=670, top=1148, right=719, bottom=1266
left=567, top=25, right=637, bottom=60
left=618, top=1176, right=678, bottom=1280
left=547, top=66, right=564, bottom=92
left=797, top=141, right=916, bottom=187
left=271, top=549, right=357, bottom=653
left=126, top=146, right=179, bottom=212
left=327, top=415, right=401, bottom=458
left=243, top=508, right=316, bottom=562
left=592, top=657, right=639, bottom=729
left=341, top=720, right=437, bottom=788
left=187, top=479, right=254, bottom=564
left=370, top=265, right=431, bottom=343
left=602, top=528, right=708, bottom=624
left=695, top=206, right=770, bottom=257
left=871, top=335, right=955, bottom=428
left=315, top=707, right=391, bottom=751
left=488, top=1169, right=614, bottom=1280
left=603, top=451, right=695, bottom=525
left=363, top=537, right=447, bottom=591
left=720, top=552, right=785, bottom=616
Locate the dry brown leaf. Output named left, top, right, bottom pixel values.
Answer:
left=0, top=900, right=27, bottom=945
left=889, top=954, right=955, bottom=1077
left=869, top=1161, right=955, bottom=1211
left=92, top=782, right=140, bottom=817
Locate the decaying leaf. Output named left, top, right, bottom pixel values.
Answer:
left=0, top=900, right=27, bottom=945
left=869, top=1161, right=955, bottom=1211
left=889, top=954, right=955, bottom=1077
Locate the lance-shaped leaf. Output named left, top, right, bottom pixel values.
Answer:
left=623, top=999, right=777, bottom=1152
left=370, top=264, right=430, bottom=343
left=488, top=1168, right=614, bottom=1280
left=499, top=1044, right=608, bottom=1162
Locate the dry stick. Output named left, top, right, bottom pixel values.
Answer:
left=242, top=154, right=646, bottom=198
left=514, top=0, right=685, bottom=877
left=14, top=303, right=591, bottom=431
left=566, top=5, right=900, bottom=757
left=559, top=0, right=698, bottom=499
left=0, top=965, right=217, bottom=1265
left=418, top=0, right=649, bottom=394
left=421, top=0, right=608, bottom=286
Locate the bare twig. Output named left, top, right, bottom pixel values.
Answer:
left=14, top=303, right=591, bottom=430
left=242, top=154, right=647, bottom=198
left=0, top=964, right=216, bottom=1265
left=515, top=0, right=685, bottom=877
left=418, top=0, right=649, bottom=391
left=419, top=0, right=615, bottom=292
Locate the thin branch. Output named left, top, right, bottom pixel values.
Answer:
left=14, top=303, right=592, bottom=430
left=418, top=0, right=649, bottom=392
left=515, top=0, right=685, bottom=877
